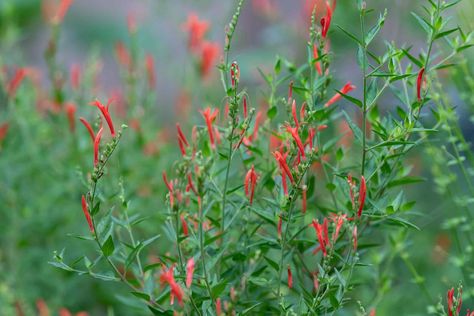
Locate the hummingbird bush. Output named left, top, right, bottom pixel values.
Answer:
left=1, top=0, right=474, bottom=315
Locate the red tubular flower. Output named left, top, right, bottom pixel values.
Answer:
left=180, top=214, right=189, bottom=237
left=369, top=309, right=376, bottom=316
left=243, top=95, right=248, bottom=119
left=357, top=176, right=366, bottom=218
left=447, top=287, right=454, bottom=316
left=457, top=288, right=462, bottom=315
left=79, top=117, right=95, bottom=142
left=325, top=82, right=356, bottom=107
left=312, top=44, right=323, bottom=76
left=288, top=80, right=293, bottom=102
left=182, top=13, right=209, bottom=51
left=176, top=123, right=189, bottom=156
left=300, top=102, right=306, bottom=123
left=185, top=257, right=195, bottom=288
left=81, top=195, right=94, bottom=233
left=145, top=54, right=156, bottom=88
left=302, top=185, right=307, bottom=213
left=352, top=226, right=358, bottom=251
left=273, top=151, right=295, bottom=184
left=200, top=41, right=220, bottom=78
left=244, top=165, right=258, bottom=205
left=347, top=174, right=355, bottom=209
left=90, top=99, right=116, bottom=137
left=277, top=214, right=282, bottom=239
left=216, top=298, right=222, bottom=316
left=332, top=214, right=346, bottom=242
left=115, top=42, right=131, bottom=69
left=200, top=107, right=219, bottom=148
left=287, top=265, right=293, bottom=289
left=70, top=63, right=80, bottom=91
left=7, top=68, right=26, bottom=98
left=291, top=100, right=300, bottom=129
left=65, top=103, right=76, bottom=132
left=93, top=127, right=103, bottom=167
left=285, top=124, right=305, bottom=158
left=54, top=0, right=73, bottom=24
left=0, top=122, right=9, bottom=144
left=320, top=1, right=333, bottom=38
left=312, top=272, right=319, bottom=292
left=417, top=67, right=425, bottom=102
left=160, top=265, right=184, bottom=306
left=187, top=173, right=198, bottom=196
left=312, top=219, right=327, bottom=257
left=230, top=61, right=240, bottom=88
left=162, top=171, right=175, bottom=208
left=306, top=128, right=315, bottom=150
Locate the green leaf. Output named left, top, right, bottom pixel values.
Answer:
left=342, top=111, right=363, bottom=142
left=102, top=235, right=115, bottom=257
left=264, top=256, right=279, bottom=272
left=411, top=12, right=433, bottom=34
left=434, top=27, right=459, bottom=40
left=368, top=140, right=414, bottom=150
left=387, top=176, right=425, bottom=188
left=335, top=89, right=362, bottom=108
left=365, top=9, right=387, bottom=45
left=267, top=106, right=277, bottom=120
left=336, top=25, right=362, bottom=45
left=402, top=48, right=423, bottom=68
left=211, top=279, right=228, bottom=298
left=131, top=291, right=151, bottom=301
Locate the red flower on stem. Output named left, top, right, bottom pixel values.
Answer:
left=291, top=100, right=300, bottom=129
left=182, top=13, right=209, bottom=51
left=325, top=82, right=356, bottom=107
left=300, top=102, right=306, bottom=123
left=180, top=215, right=189, bottom=237
left=200, top=41, right=220, bottom=78
left=200, top=107, right=219, bottom=148
left=288, top=80, right=293, bottom=102
left=352, top=225, right=358, bottom=251
left=79, top=117, right=95, bottom=142
left=7, top=68, right=26, bottom=98
left=244, top=165, right=258, bottom=205
left=70, top=64, right=80, bottom=91
left=243, top=95, right=248, bottom=119
left=81, top=195, right=94, bottom=233
left=160, top=265, right=184, bottom=306
left=176, top=123, right=189, bottom=156
left=115, top=42, right=131, bottom=70
left=186, top=257, right=195, bottom=288
left=145, top=54, right=156, bottom=88
left=0, top=123, right=9, bottom=144
left=357, top=176, right=366, bottom=218
left=312, top=219, right=329, bottom=257
left=312, top=44, right=323, bottom=76
left=447, top=287, right=454, bottom=316
left=273, top=150, right=295, bottom=195
left=65, top=103, right=76, bottom=132
left=320, top=1, right=333, bottom=38
left=216, top=298, right=222, bottom=316
left=285, top=124, right=305, bottom=158
left=417, top=67, right=425, bottom=102
left=162, top=171, right=175, bottom=208
left=90, top=99, right=116, bottom=137
left=93, top=127, right=103, bottom=167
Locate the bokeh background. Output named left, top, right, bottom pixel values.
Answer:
left=1, top=0, right=474, bottom=315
